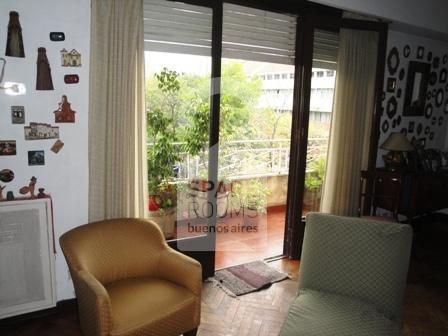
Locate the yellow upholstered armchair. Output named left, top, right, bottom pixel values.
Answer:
left=60, top=218, right=202, bottom=336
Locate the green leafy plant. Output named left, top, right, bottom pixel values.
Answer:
left=304, top=156, right=326, bottom=191
left=232, top=179, right=271, bottom=214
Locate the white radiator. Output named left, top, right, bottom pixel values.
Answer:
left=0, top=199, right=56, bottom=319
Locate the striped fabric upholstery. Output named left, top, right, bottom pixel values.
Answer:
left=280, top=213, right=413, bottom=336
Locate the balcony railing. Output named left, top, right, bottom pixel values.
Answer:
left=148, top=137, right=328, bottom=181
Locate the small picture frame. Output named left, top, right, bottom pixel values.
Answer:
left=0, top=140, right=17, bottom=156
left=386, top=78, right=397, bottom=92
left=28, top=150, right=45, bottom=166
left=11, top=106, right=25, bottom=124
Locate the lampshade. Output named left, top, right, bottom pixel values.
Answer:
left=380, top=132, right=414, bottom=151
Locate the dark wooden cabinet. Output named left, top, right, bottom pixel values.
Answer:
left=371, top=168, right=448, bottom=219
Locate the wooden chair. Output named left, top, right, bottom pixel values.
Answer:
left=359, top=169, right=403, bottom=222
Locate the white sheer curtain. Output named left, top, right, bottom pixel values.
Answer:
left=89, top=0, right=147, bottom=221
left=321, top=29, right=379, bottom=216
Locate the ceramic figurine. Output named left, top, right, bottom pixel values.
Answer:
left=36, top=47, right=54, bottom=90
left=0, top=185, right=5, bottom=201
left=5, top=11, right=25, bottom=58
left=37, top=188, right=46, bottom=198
left=19, top=176, right=37, bottom=198
left=6, top=191, right=14, bottom=200
left=54, top=95, right=76, bottom=123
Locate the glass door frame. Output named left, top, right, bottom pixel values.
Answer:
left=283, top=14, right=389, bottom=259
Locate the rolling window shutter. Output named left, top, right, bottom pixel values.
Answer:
left=313, top=29, right=339, bottom=70
left=222, top=4, right=297, bottom=65
left=143, top=0, right=212, bottom=56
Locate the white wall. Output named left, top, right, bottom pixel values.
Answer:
left=0, top=0, right=90, bottom=300
left=311, top=0, right=448, bottom=37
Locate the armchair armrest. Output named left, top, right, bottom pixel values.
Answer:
left=73, top=270, right=112, bottom=336
left=157, top=248, right=202, bottom=296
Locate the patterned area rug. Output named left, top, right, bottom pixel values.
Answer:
left=211, top=260, right=289, bottom=296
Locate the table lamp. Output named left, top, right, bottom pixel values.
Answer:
left=380, top=132, right=415, bottom=171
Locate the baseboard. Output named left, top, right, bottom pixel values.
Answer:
left=0, top=298, right=77, bottom=326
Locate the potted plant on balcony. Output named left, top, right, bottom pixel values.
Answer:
left=232, top=179, right=271, bottom=227
left=304, top=156, right=326, bottom=211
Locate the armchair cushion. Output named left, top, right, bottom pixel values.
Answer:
left=281, top=289, right=399, bottom=336
left=107, top=277, right=199, bottom=336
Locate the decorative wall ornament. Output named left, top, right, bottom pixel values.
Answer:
left=403, top=61, right=430, bottom=116
left=64, top=74, right=79, bottom=84
left=387, top=47, right=400, bottom=75
left=431, top=117, right=437, bottom=125
left=403, top=45, right=411, bottom=58
left=427, top=51, right=433, bottom=62
left=54, top=95, right=76, bottom=123
left=433, top=56, right=440, bottom=69
left=5, top=11, right=25, bottom=58
left=36, top=47, right=54, bottom=90
left=51, top=139, right=64, bottom=153
left=28, top=150, right=45, bottom=166
left=0, top=140, right=16, bottom=156
left=50, top=32, right=65, bottom=42
left=408, top=121, right=415, bottom=133
left=436, top=89, right=444, bottom=107
left=417, top=46, right=424, bottom=59
left=60, top=48, right=81, bottom=67
left=425, top=126, right=430, bottom=135
left=429, top=71, right=438, bottom=85
left=381, top=120, right=389, bottom=133
left=386, top=96, right=398, bottom=118
left=417, top=123, right=422, bottom=135
left=392, top=119, right=397, bottom=128
left=425, top=104, right=433, bottom=119
left=24, top=122, right=59, bottom=140
left=0, top=169, right=14, bottom=183
left=429, top=132, right=435, bottom=140
left=11, top=105, right=25, bottom=124
left=386, top=78, right=396, bottom=92
left=397, top=115, right=402, bottom=126
left=440, top=68, right=447, bottom=83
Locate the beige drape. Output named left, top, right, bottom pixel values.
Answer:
left=89, top=0, right=147, bottom=221
left=321, top=29, right=378, bottom=216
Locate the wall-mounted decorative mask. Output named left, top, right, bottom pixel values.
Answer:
left=5, top=11, right=25, bottom=58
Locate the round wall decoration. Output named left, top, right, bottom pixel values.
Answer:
left=386, top=96, right=398, bottom=119
left=387, top=47, right=400, bottom=76
left=0, top=169, right=14, bottom=183
left=381, top=120, right=389, bottom=133
left=399, top=68, right=405, bottom=80
left=403, top=45, right=411, bottom=58
left=436, top=88, right=444, bottom=107
left=425, top=104, right=433, bottom=118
